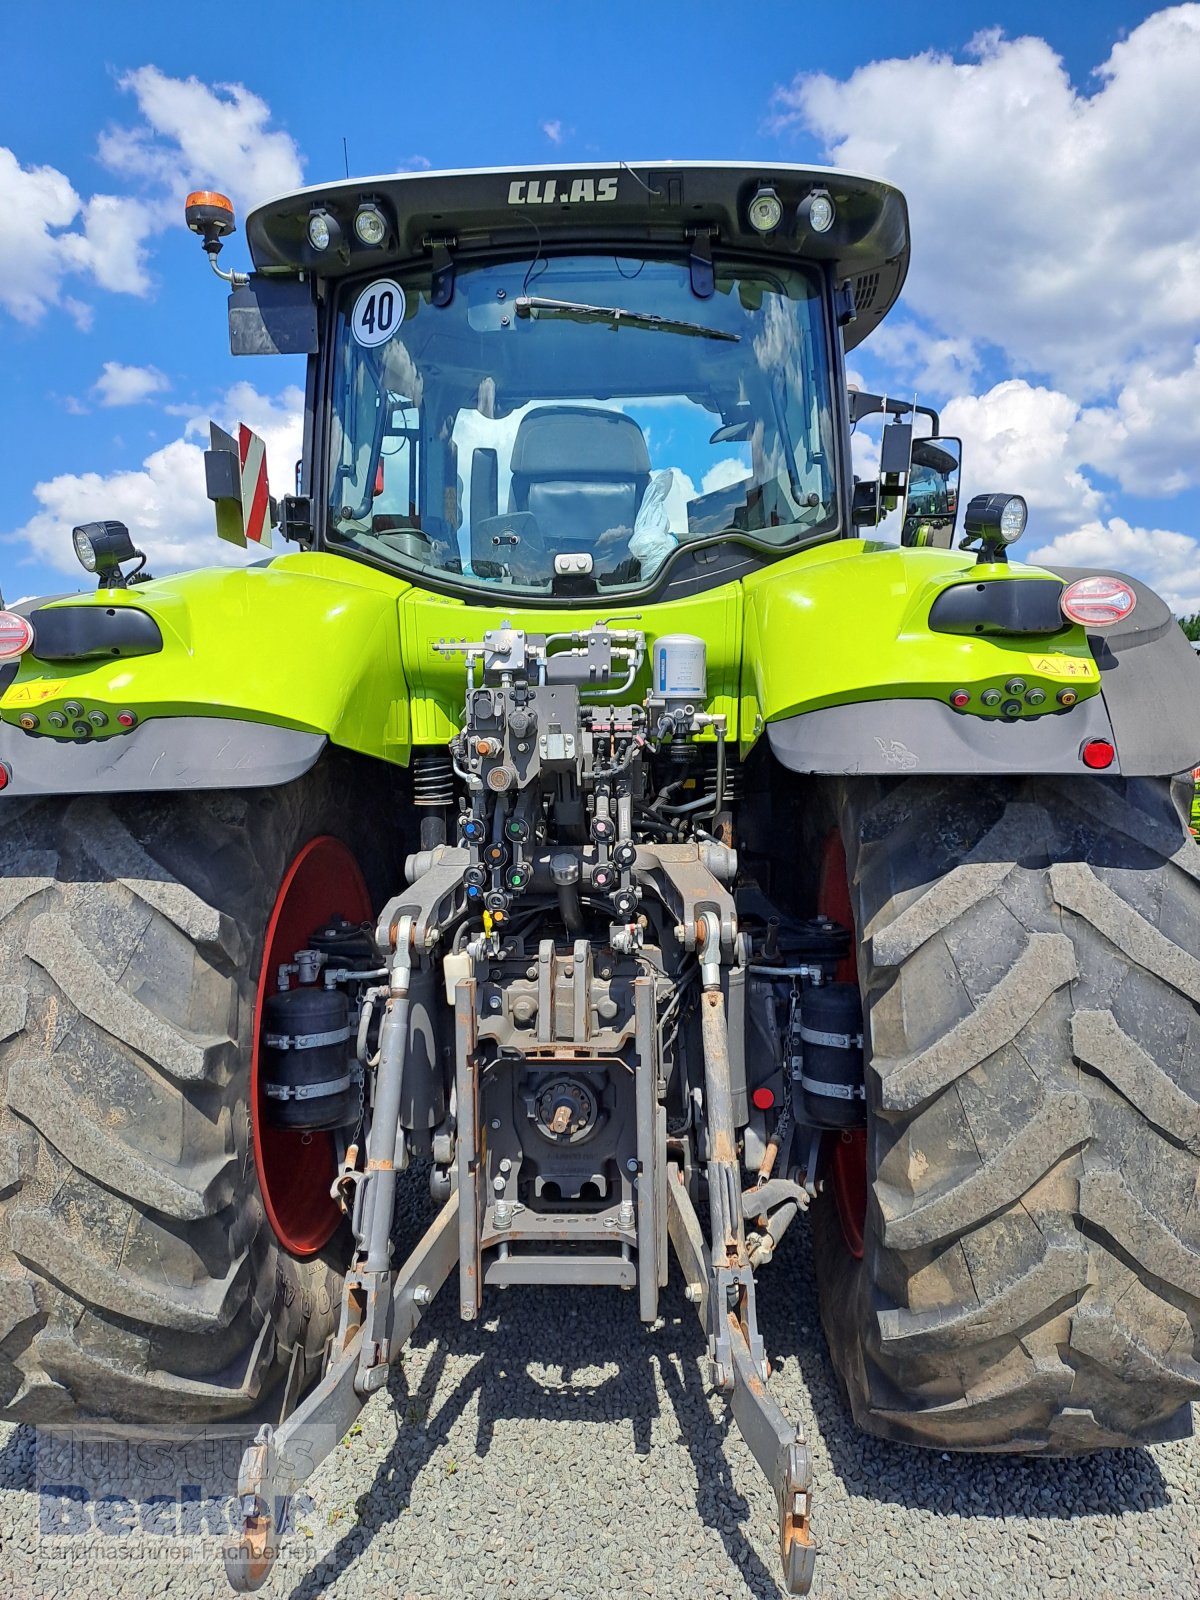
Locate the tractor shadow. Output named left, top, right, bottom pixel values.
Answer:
left=754, top=1215, right=1174, bottom=1528
left=283, top=1201, right=781, bottom=1599
left=282, top=1191, right=1174, bottom=1600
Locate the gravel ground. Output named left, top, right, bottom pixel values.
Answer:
left=1, top=1194, right=1196, bottom=1600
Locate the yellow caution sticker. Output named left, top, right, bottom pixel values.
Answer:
left=1027, top=654, right=1094, bottom=680
left=2, top=679, right=65, bottom=706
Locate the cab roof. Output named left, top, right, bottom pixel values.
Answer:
left=244, top=160, right=909, bottom=350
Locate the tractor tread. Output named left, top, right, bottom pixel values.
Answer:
left=63, top=800, right=244, bottom=966
left=1050, top=860, right=1200, bottom=1001
left=0, top=760, right=393, bottom=1424
left=811, top=775, right=1200, bottom=1453
left=1071, top=1009, right=1200, bottom=1152
left=877, top=931, right=1077, bottom=1112
left=878, top=1090, right=1090, bottom=1250
left=10, top=1208, right=250, bottom=1333
left=6, top=1057, right=235, bottom=1220
left=869, top=799, right=1047, bottom=966
left=26, top=911, right=233, bottom=1084
left=1078, top=1168, right=1200, bottom=1297
left=876, top=1238, right=1089, bottom=1352
left=0, top=850, right=59, bottom=927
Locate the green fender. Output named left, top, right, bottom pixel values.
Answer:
left=2, top=540, right=1190, bottom=795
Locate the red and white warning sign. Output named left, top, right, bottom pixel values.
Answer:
left=238, top=424, right=272, bottom=546
left=207, top=420, right=274, bottom=549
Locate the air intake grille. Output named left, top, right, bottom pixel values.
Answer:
left=853, top=272, right=880, bottom=313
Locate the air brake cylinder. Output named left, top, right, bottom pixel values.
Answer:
left=795, top=983, right=866, bottom=1129
left=261, top=987, right=358, bottom=1131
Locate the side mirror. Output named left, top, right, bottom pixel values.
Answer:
left=851, top=480, right=882, bottom=527
left=901, top=436, right=962, bottom=549
left=852, top=418, right=913, bottom=528
left=280, top=496, right=313, bottom=547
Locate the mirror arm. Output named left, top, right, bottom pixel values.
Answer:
left=848, top=391, right=941, bottom=433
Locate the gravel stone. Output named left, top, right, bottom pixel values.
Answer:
left=0, top=1194, right=1195, bottom=1600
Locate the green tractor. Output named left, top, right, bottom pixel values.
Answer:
left=2, top=163, right=1198, bottom=1594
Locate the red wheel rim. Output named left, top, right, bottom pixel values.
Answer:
left=818, top=830, right=867, bottom=1260
left=829, top=1130, right=867, bottom=1259
left=251, top=836, right=372, bottom=1257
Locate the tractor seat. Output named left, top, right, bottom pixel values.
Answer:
left=508, top=406, right=651, bottom=552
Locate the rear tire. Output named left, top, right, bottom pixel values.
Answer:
left=811, top=775, right=1200, bottom=1452
left=0, top=757, right=395, bottom=1423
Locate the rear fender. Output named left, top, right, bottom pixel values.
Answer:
left=748, top=545, right=1200, bottom=777
left=0, top=553, right=411, bottom=797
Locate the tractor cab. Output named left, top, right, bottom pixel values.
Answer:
left=187, top=163, right=963, bottom=596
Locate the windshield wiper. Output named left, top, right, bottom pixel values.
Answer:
left=514, top=295, right=739, bottom=342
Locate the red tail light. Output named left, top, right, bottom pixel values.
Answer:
left=1061, top=576, right=1136, bottom=626
left=0, top=611, right=34, bottom=659
left=751, top=1086, right=776, bottom=1111
left=1081, top=739, right=1116, bottom=769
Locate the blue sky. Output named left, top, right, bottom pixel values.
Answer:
left=3, top=0, right=1198, bottom=610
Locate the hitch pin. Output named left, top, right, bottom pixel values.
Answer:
left=331, top=1142, right=364, bottom=1215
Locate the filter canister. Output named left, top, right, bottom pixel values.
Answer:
left=652, top=633, right=707, bottom=705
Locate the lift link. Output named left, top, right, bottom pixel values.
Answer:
left=223, top=1192, right=460, bottom=1591
left=225, top=912, right=448, bottom=1593
left=355, top=914, right=417, bottom=1394
left=690, top=910, right=817, bottom=1595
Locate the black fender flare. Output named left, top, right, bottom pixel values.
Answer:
left=1048, top=566, right=1200, bottom=776
left=0, top=716, right=326, bottom=797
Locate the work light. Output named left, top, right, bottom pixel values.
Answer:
left=963, top=493, right=1027, bottom=546
left=72, top=520, right=136, bottom=576
left=354, top=202, right=388, bottom=247
left=797, top=189, right=835, bottom=235
left=747, top=186, right=783, bottom=234
left=307, top=208, right=342, bottom=252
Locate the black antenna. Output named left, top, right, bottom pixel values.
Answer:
left=342, top=137, right=349, bottom=179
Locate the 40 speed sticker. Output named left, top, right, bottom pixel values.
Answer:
left=351, top=279, right=406, bottom=346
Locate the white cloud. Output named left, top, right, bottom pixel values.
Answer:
left=771, top=10, right=1200, bottom=606
left=1, top=68, right=302, bottom=327
left=92, top=361, right=169, bottom=407
left=939, top=379, right=1104, bottom=532
left=1030, top=519, right=1200, bottom=614
left=99, top=66, right=304, bottom=214
left=0, top=146, right=155, bottom=323
left=860, top=319, right=981, bottom=397
left=541, top=120, right=564, bottom=145
left=62, top=296, right=95, bottom=332
left=4, top=384, right=304, bottom=582
left=1072, top=345, right=1200, bottom=497
left=769, top=6, right=1200, bottom=394
left=701, top=458, right=751, bottom=495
